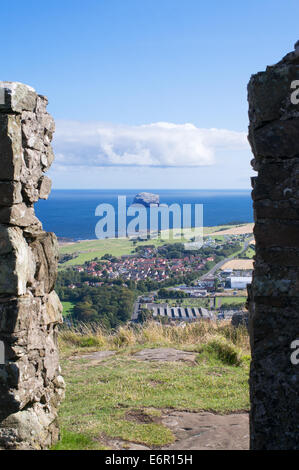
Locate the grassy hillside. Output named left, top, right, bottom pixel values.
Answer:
left=239, top=246, right=255, bottom=259
left=54, top=321, right=250, bottom=450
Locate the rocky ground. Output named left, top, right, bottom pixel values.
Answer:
left=103, top=410, right=249, bottom=450
left=67, top=347, right=249, bottom=450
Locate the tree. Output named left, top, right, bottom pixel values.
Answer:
left=138, top=308, right=153, bottom=323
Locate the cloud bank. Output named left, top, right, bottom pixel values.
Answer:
left=53, top=121, right=248, bottom=168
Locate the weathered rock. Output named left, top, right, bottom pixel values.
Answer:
left=231, top=311, right=249, bottom=328
left=0, top=225, right=35, bottom=295
left=29, top=231, right=59, bottom=295
left=44, top=291, right=63, bottom=325
left=35, top=95, right=48, bottom=115
left=0, top=403, right=60, bottom=450
left=0, top=203, right=41, bottom=227
left=0, top=82, right=37, bottom=114
left=249, top=119, right=299, bottom=159
left=248, top=43, right=299, bottom=449
left=0, top=182, right=22, bottom=206
left=248, top=65, right=299, bottom=128
left=162, top=411, right=249, bottom=450
left=0, top=81, right=63, bottom=450
left=0, top=114, right=22, bottom=181
left=133, top=192, right=160, bottom=207
left=38, top=175, right=52, bottom=200
left=42, top=146, right=55, bottom=170
left=133, top=348, right=197, bottom=363
left=0, top=295, right=41, bottom=334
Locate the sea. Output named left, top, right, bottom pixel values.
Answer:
left=35, top=189, right=253, bottom=241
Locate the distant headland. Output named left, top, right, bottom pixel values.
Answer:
left=133, top=192, right=160, bottom=207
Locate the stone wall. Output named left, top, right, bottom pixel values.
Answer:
left=0, top=82, right=64, bottom=450
left=248, top=45, right=299, bottom=449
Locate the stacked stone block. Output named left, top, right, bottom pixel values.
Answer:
left=248, top=46, right=299, bottom=449
left=0, top=82, right=64, bottom=450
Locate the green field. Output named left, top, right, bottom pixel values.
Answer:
left=62, top=301, right=75, bottom=317
left=215, top=297, right=247, bottom=308
left=59, top=224, right=250, bottom=268
left=239, top=246, right=255, bottom=259
left=59, top=235, right=185, bottom=267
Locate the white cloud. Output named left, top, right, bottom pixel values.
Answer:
left=53, top=121, right=248, bottom=168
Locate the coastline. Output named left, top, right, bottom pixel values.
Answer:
left=58, top=222, right=254, bottom=247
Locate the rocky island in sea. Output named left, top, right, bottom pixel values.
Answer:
left=133, top=192, right=160, bottom=207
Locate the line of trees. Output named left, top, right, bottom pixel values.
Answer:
left=56, top=271, right=135, bottom=329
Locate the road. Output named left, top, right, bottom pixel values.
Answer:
left=131, top=238, right=253, bottom=319
left=198, top=237, right=253, bottom=281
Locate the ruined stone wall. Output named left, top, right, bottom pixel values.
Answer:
left=248, top=45, right=299, bottom=449
left=0, top=82, right=64, bottom=449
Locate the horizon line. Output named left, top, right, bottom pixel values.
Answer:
left=50, top=188, right=252, bottom=191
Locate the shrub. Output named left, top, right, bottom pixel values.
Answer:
left=198, top=335, right=243, bottom=366
left=113, top=326, right=137, bottom=347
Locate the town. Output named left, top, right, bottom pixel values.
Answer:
left=57, top=228, right=254, bottom=327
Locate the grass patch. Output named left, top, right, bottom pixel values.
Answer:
left=52, top=429, right=102, bottom=450
left=55, top=321, right=250, bottom=450
left=197, top=336, right=244, bottom=366
left=58, top=352, right=249, bottom=449
left=62, top=301, right=75, bottom=317
left=215, top=297, right=247, bottom=308
left=239, top=246, right=255, bottom=259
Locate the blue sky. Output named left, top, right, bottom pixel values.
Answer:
left=2, top=0, right=299, bottom=189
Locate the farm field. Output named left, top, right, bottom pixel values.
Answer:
left=220, top=259, right=254, bottom=271
left=215, top=297, right=247, bottom=308
left=208, top=223, right=254, bottom=236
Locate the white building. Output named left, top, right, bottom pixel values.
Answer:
left=229, top=276, right=252, bottom=289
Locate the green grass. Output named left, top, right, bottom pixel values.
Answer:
left=59, top=238, right=138, bottom=267
left=52, top=429, right=102, bottom=450
left=56, top=349, right=249, bottom=450
left=55, top=321, right=250, bottom=450
left=239, top=246, right=255, bottom=259
left=59, top=236, right=184, bottom=267
left=215, top=297, right=247, bottom=308
left=210, top=235, right=225, bottom=241
left=62, top=301, right=75, bottom=317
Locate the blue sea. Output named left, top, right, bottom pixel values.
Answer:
left=35, top=189, right=253, bottom=241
